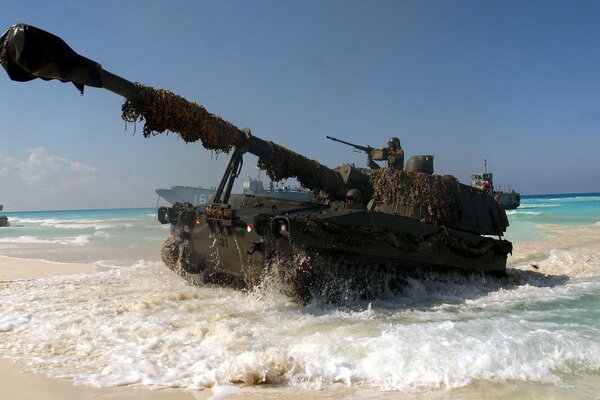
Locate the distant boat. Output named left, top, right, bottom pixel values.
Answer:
left=0, top=204, right=9, bottom=227
left=470, top=161, right=520, bottom=210
left=156, top=177, right=313, bottom=207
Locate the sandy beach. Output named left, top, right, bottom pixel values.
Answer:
left=0, top=256, right=209, bottom=400
left=0, top=256, right=93, bottom=281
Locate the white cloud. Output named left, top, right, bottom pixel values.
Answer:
left=18, top=147, right=95, bottom=184
left=1, top=147, right=97, bottom=198
left=0, top=155, right=15, bottom=174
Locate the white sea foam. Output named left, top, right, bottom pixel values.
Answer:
left=0, top=234, right=91, bottom=246
left=44, top=222, right=133, bottom=229
left=507, top=210, right=542, bottom=216
left=519, top=204, right=561, bottom=209
left=1, top=259, right=599, bottom=394
left=8, top=216, right=137, bottom=230
left=547, top=196, right=600, bottom=202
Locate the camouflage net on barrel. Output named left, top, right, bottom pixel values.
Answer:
left=256, top=142, right=343, bottom=194
left=121, top=83, right=343, bottom=194
left=121, top=83, right=239, bottom=152
left=365, top=169, right=462, bottom=225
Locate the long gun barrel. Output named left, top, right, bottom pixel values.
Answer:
left=326, top=136, right=373, bottom=154
left=0, top=24, right=343, bottom=194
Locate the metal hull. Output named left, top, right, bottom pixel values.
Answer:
left=161, top=196, right=511, bottom=302
left=494, top=191, right=521, bottom=210
left=470, top=169, right=520, bottom=210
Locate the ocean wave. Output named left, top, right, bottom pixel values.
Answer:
left=507, top=210, right=541, bottom=216
left=9, top=217, right=139, bottom=230
left=0, top=234, right=91, bottom=246
left=519, top=204, right=561, bottom=209
left=547, top=196, right=600, bottom=202
left=0, top=262, right=599, bottom=393
left=45, top=222, right=133, bottom=230
left=511, top=240, right=600, bottom=278
left=542, top=248, right=600, bottom=277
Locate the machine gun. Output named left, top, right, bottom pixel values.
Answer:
left=326, top=136, right=388, bottom=161
left=326, top=136, right=373, bottom=154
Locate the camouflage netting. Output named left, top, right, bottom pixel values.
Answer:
left=289, top=215, right=512, bottom=258
left=121, top=83, right=239, bottom=152
left=365, top=169, right=462, bottom=225
left=257, top=142, right=343, bottom=194
left=121, top=83, right=343, bottom=194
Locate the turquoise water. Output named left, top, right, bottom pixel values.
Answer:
left=1, top=195, right=600, bottom=398
left=515, top=193, right=600, bottom=224
left=0, top=208, right=169, bottom=265
left=505, top=193, right=600, bottom=243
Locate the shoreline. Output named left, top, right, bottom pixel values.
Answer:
left=0, top=255, right=210, bottom=400
left=0, top=358, right=203, bottom=400
left=1, top=250, right=598, bottom=399
left=0, top=255, right=94, bottom=281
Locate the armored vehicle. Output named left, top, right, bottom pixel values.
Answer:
left=1, top=24, right=512, bottom=302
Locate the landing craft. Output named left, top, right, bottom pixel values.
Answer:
left=0, top=24, right=512, bottom=302
left=470, top=160, right=521, bottom=210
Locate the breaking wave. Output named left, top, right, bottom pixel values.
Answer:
left=0, top=234, right=92, bottom=246
left=518, top=203, right=561, bottom=209
left=0, top=253, right=599, bottom=393
left=507, top=210, right=541, bottom=216
left=8, top=216, right=136, bottom=230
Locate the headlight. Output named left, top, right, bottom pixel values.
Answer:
left=272, top=218, right=291, bottom=238
left=278, top=221, right=289, bottom=237
left=157, top=207, right=171, bottom=225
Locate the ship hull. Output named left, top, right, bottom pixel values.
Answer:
left=155, top=186, right=215, bottom=207
left=495, top=191, right=521, bottom=210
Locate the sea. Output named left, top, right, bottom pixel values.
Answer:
left=1, top=194, right=600, bottom=399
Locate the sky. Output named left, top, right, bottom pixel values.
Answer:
left=1, top=0, right=599, bottom=211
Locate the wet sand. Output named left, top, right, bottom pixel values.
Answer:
left=0, top=256, right=209, bottom=400
left=0, top=255, right=93, bottom=281
left=0, top=358, right=205, bottom=400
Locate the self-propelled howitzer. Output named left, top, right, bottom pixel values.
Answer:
left=1, top=24, right=512, bottom=303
